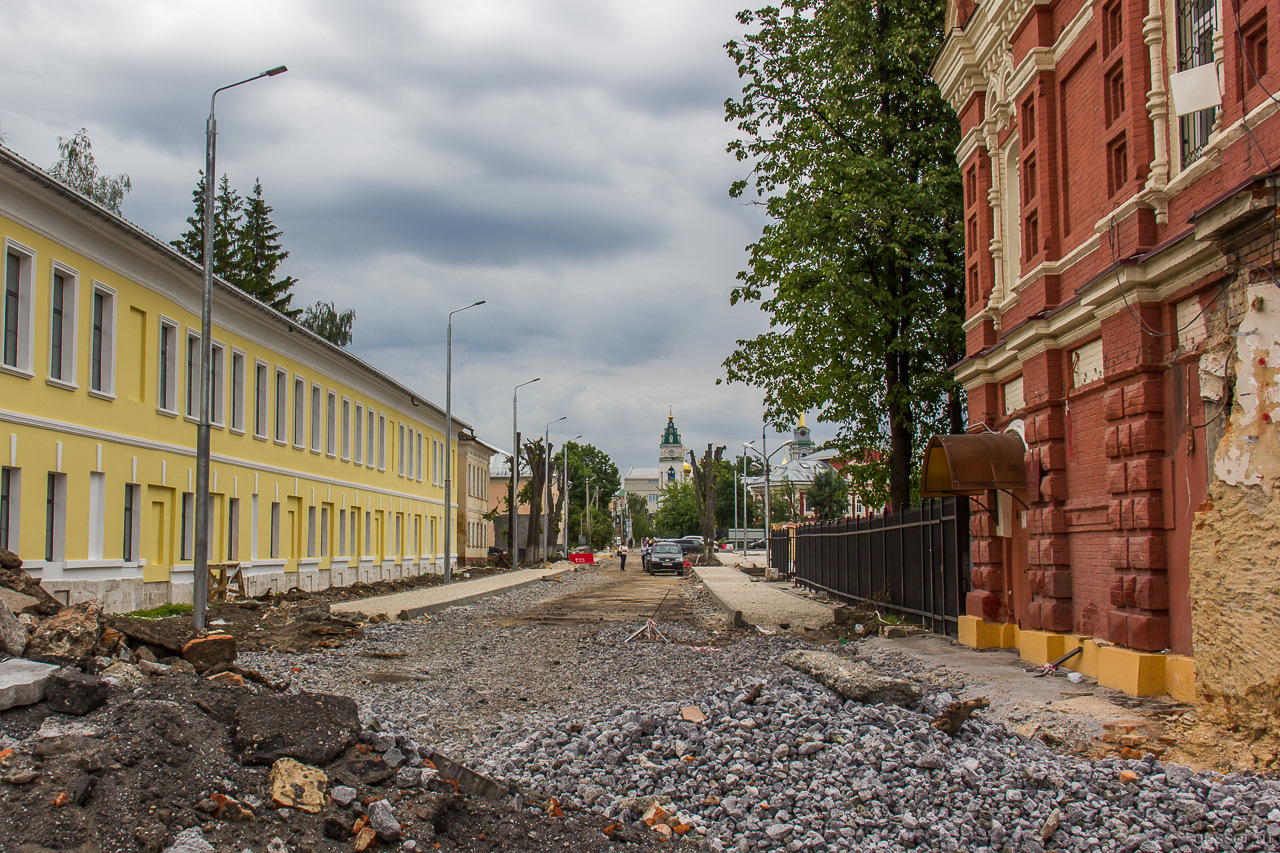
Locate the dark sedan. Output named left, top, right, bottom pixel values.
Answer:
left=646, top=542, right=687, bottom=575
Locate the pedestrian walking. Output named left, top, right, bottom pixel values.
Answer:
left=618, top=543, right=629, bottom=571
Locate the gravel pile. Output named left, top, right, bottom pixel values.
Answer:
left=241, top=577, right=1280, bottom=852
left=457, top=675, right=1280, bottom=852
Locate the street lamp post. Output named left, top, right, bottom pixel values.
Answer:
left=443, top=300, right=485, bottom=584
left=562, top=434, right=581, bottom=556
left=511, top=378, right=539, bottom=564
left=542, top=416, right=566, bottom=561
left=744, top=438, right=794, bottom=560
left=584, top=475, right=592, bottom=548
left=741, top=451, right=748, bottom=553
left=193, top=65, right=287, bottom=632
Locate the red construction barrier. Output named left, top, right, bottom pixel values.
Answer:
left=569, top=552, right=595, bottom=565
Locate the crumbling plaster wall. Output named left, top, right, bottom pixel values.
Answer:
left=1191, top=276, right=1280, bottom=737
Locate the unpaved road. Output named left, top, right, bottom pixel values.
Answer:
left=503, top=563, right=697, bottom=626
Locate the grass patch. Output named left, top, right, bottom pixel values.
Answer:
left=124, top=603, right=193, bottom=619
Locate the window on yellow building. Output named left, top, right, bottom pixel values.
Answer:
left=159, top=320, right=178, bottom=412
left=230, top=350, right=245, bottom=432
left=326, top=392, right=337, bottom=457
left=0, top=467, right=18, bottom=551
left=354, top=403, right=364, bottom=464
left=3, top=246, right=34, bottom=372
left=90, top=285, right=115, bottom=396
left=184, top=331, right=200, bottom=418
left=274, top=369, right=288, bottom=442
left=48, top=268, right=77, bottom=385
left=254, top=361, right=268, bottom=438
left=210, top=342, right=225, bottom=427
left=310, top=384, right=321, bottom=453
left=293, top=376, right=306, bottom=448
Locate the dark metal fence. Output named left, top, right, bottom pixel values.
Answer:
left=771, top=498, right=970, bottom=636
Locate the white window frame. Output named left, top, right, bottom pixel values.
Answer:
left=338, top=508, right=347, bottom=556
left=293, top=375, right=306, bottom=448
left=270, top=501, right=281, bottom=559
left=416, top=432, right=424, bottom=481
left=341, top=397, right=351, bottom=461
left=353, top=403, right=364, bottom=464
left=274, top=368, right=288, bottom=444
left=210, top=341, right=226, bottom=427
left=2, top=241, right=35, bottom=376
left=307, top=506, right=317, bottom=558
left=254, top=360, right=269, bottom=439
left=311, top=383, right=322, bottom=453
left=89, top=282, right=116, bottom=397
left=47, top=263, right=78, bottom=387
left=378, top=414, right=387, bottom=471
left=320, top=505, right=330, bottom=558
left=404, top=425, right=413, bottom=478
left=1, top=467, right=21, bottom=553
left=158, top=317, right=179, bottom=414
left=87, top=471, right=106, bottom=560
left=230, top=349, right=246, bottom=433
left=122, top=482, right=139, bottom=563
left=326, top=391, right=338, bottom=457
left=180, top=491, right=195, bottom=561
left=227, top=496, right=240, bottom=561
left=45, top=472, right=67, bottom=563
left=398, top=423, right=406, bottom=476
left=184, top=330, right=201, bottom=419
left=367, top=410, right=376, bottom=469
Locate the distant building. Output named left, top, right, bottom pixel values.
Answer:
left=455, top=433, right=499, bottom=565
left=623, top=411, right=689, bottom=512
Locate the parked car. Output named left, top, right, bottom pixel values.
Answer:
left=676, top=536, right=704, bottom=556
left=746, top=539, right=767, bottom=551
left=646, top=541, right=688, bottom=575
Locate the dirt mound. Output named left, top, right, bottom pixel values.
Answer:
left=0, top=674, right=691, bottom=852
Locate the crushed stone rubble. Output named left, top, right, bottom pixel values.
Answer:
left=237, top=577, right=1280, bottom=853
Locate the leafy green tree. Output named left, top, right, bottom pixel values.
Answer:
left=807, top=468, right=850, bottom=520
left=627, top=492, right=655, bottom=541
left=653, top=481, right=699, bottom=538
left=49, top=129, right=131, bottom=213
left=716, top=459, right=762, bottom=531
left=300, top=301, right=355, bottom=347
left=237, top=179, right=299, bottom=318
left=722, top=0, right=966, bottom=511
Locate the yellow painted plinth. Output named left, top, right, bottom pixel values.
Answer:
left=1096, top=643, right=1167, bottom=696
left=959, top=616, right=1018, bottom=649
left=957, top=620, right=1196, bottom=701
left=1019, top=629, right=1067, bottom=666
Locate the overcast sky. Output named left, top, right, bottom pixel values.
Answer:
left=1, top=0, right=826, bottom=473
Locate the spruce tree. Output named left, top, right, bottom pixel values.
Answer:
left=237, top=179, right=299, bottom=319
left=171, top=172, right=240, bottom=281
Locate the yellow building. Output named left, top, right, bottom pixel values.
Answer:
left=0, top=146, right=473, bottom=612
left=455, top=433, right=500, bottom=565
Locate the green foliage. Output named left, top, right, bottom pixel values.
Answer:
left=124, top=602, right=193, bottom=619
left=172, top=175, right=356, bottom=335
left=723, top=0, right=966, bottom=510
left=237, top=179, right=299, bottom=318
left=300, top=301, right=356, bottom=347
left=716, top=459, right=762, bottom=530
left=653, top=480, right=699, bottom=538
left=558, top=441, right=619, bottom=545
left=50, top=129, right=131, bottom=213
left=806, top=468, right=850, bottom=520
left=626, top=492, right=655, bottom=541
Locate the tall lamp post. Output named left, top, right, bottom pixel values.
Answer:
left=562, top=434, right=581, bottom=556
left=442, top=300, right=485, bottom=583
left=743, top=438, right=794, bottom=558
left=511, top=378, right=539, bottom=564
left=584, top=475, right=593, bottom=548
left=542, top=416, right=566, bottom=561
left=194, top=65, right=287, bottom=632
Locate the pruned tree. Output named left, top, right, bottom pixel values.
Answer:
left=50, top=128, right=132, bottom=213
left=722, top=0, right=966, bottom=511
left=688, top=444, right=726, bottom=564
left=520, top=438, right=550, bottom=559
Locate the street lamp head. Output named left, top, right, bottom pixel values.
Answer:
left=473, top=299, right=486, bottom=307
left=265, top=65, right=288, bottom=76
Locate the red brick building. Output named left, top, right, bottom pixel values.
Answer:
left=932, top=0, right=1280, bottom=698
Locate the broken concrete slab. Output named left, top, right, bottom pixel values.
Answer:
left=0, top=658, right=60, bottom=710
left=44, top=667, right=109, bottom=716
left=0, top=597, right=27, bottom=656
left=783, top=649, right=922, bottom=706
left=23, top=601, right=101, bottom=660
left=425, top=749, right=516, bottom=802
left=233, top=692, right=360, bottom=766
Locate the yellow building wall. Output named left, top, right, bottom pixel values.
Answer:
left=0, top=167, right=464, bottom=611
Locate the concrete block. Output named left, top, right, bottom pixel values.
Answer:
left=0, top=659, right=61, bottom=710
left=1018, top=629, right=1066, bottom=666
left=1165, top=654, right=1196, bottom=703
left=1097, top=643, right=1167, bottom=696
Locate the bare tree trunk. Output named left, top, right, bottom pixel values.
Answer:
left=688, top=444, right=726, bottom=564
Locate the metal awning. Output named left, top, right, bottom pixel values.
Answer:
left=920, top=432, right=1026, bottom=497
